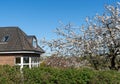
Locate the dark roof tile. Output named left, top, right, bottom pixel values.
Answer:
left=0, top=27, right=44, bottom=53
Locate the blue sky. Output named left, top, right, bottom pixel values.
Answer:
left=0, top=0, right=119, bottom=42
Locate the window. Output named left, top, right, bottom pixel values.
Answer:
left=23, top=57, right=29, bottom=63
left=15, top=56, right=40, bottom=69
left=15, top=57, right=21, bottom=64
left=23, top=65, right=29, bottom=68
left=2, top=36, right=9, bottom=42
left=31, top=57, right=37, bottom=63
left=33, top=38, right=37, bottom=48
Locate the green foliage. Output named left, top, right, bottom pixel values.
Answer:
left=23, top=67, right=94, bottom=84
left=90, top=70, right=120, bottom=84
left=0, top=65, right=120, bottom=84
left=0, top=65, right=22, bottom=84
left=23, top=67, right=120, bottom=84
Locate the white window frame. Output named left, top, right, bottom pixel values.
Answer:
left=33, top=38, right=37, bottom=48
left=15, top=56, right=40, bottom=69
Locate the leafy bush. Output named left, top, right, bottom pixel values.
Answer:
left=89, top=70, right=120, bottom=84
left=23, top=67, right=94, bottom=84
left=0, top=65, right=22, bottom=84
left=0, top=65, right=120, bottom=84
left=23, top=66, right=120, bottom=84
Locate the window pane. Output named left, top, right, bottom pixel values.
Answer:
left=2, top=36, right=9, bottom=42
left=37, top=57, right=40, bottom=62
left=33, top=38, right=37, bottom=48
left=31, top=57, right=35, bottom=63
left=16, top=57, right=21, bottom=64
left=24, top=65, right=29, bottom=68
left=31, top=64, right=38, bottom=67
left=31, top=57, right=34, bottom=63
left=23, top=57, right=29, bottom=63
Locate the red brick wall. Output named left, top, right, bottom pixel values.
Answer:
left=0, top=56, right=15, bottom=66
left=0, top=53, right=40, bottom=66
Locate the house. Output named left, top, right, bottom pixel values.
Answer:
left=0, top=27, right=44, bottom=69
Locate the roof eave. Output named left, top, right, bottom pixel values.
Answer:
left=0, top=50, right=43, bottom=54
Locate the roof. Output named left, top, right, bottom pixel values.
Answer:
left=0, top=27, right=44, bottom=53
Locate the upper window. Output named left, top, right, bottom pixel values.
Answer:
left=2, top=36, right=9, bottom=42
left=33, top=38, right=37, bottom=48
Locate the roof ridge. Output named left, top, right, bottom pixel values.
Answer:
left=0, top=26, right=19, bottom=28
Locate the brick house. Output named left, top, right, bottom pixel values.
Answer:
left=0, top=27, right=44, bottom=69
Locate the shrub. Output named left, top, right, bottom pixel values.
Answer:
left=0, top=65, right=120, bottom=84
left=0, top=65, right=22, bottom=84
left=23, top=66, right=120, bottom=84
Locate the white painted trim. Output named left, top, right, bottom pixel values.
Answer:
left=20, top=57, right=23, bottom=70
left=15, top=56, right=40, bottom=69
left=29, top=57, right=31, bottom=69
left=0, top=51, right=40, bottom=54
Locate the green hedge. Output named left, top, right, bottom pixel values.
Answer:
left=0, top=65, right=22, bottom=84
left=0, top=65, right=120, bottom=84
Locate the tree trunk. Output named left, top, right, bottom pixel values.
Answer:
left=110, top=55, right=116, bottom=70
left=89, top=54, right=99, bottom=70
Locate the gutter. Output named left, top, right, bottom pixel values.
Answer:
left=0, top=51, right=41, bottom=54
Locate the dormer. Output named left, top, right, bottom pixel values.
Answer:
left=27, top=35, right=38, bottom=48
left=2, top=35, right=9, bottom=42
left=32, top=37, right=37, bottom=48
